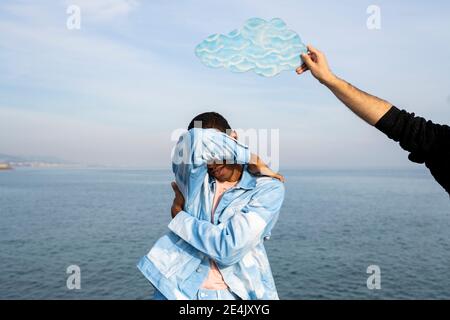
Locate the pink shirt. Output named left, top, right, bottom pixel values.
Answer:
left=201, top=179, right=238, bottom=290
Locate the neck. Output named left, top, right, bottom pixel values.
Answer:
left=227, top=165, right=243, bottom=183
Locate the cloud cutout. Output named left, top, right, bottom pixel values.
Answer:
left=195, top=18, right=307, bottom=77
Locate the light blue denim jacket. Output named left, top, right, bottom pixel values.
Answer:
left=137, top=128, right=284, bottom=300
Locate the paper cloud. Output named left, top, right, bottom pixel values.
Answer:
left=195, top=18, right=307, bottom=77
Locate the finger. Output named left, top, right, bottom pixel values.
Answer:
left=296, top=64, right=309, bottom=75
left=296, top=68, right=308, bottom=75
left=171, top=181, right=181, bottom=194
left=307, top=44, right=321, bottom=55
left=300, top=53, right=313, bottom=67
left=296, top=63, right=307, bottom=71
left=276, top=174, right=286, bottom=183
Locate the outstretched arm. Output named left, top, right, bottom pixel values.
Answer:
left=296, top=45, right=450, bottom=195
left=296, top=45, right=392, bottom=125
left=169, top=181, right=284, bottom=266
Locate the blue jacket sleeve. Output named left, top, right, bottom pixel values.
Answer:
left=168, top=179, right=285, bottom=266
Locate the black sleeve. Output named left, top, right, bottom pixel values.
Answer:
left=375, top=106, right=450, bottom=195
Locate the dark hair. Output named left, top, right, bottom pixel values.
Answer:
left=188, top=112, right=231, bottom=133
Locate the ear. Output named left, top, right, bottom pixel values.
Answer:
left=230, top=130, right=238, bottom=140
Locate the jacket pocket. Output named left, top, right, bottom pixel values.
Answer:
left=148, top=232, right=198, bottom=278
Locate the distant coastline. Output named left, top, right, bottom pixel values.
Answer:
left=0, top=153, right=81, bottom=169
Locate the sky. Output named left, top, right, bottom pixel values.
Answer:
left=0, top=0, right=449, bottom=169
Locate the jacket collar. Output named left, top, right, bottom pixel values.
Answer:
left=208, top=165, right=257, bottom=190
